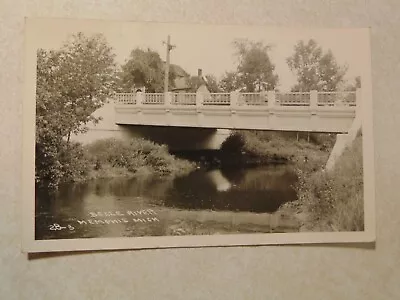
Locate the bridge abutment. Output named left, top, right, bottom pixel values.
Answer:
left=325, top=88, right=362, bottom=171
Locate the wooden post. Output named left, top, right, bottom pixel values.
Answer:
left=163, top=35, right=175, bottom=94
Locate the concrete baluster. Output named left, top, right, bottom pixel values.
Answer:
left=196, top=91, right=203, bottom=107
left=267, top=91, right=276, bottom=109
left=267, top=91, right=276, bottom=128
left=230, top=91, right=239, bottom=109
left=136, top=92, right=144, bottom=106
left=355, top=88, right=362, bottom=117
left=310, top=90, right=318, bottom=110
left=164, top=92, right=172, bottom=107
left=309, top=90, right=318, bottom=132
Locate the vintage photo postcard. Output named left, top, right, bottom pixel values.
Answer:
left=22, top=18, right=375, bottom=253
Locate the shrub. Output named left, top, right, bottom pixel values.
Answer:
left=295, top=134, right=364, bottom=231
left=58, top=141, right=91, bottom=182
left=85, top=138, right=195, bottom=177
left=35, top=138, right=91, bottom=189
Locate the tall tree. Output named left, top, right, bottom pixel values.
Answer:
left=36, top=32, right=117, bottom=188
left=232, top=39, right=279, bottom=92
left=287, top=39, right=348, bottom=92
left=204, top=74, right=221, bottom=93
left=119, top=48, right=177, bottom=93
left=36, top=32, right=117, bottom=143
left=219, top=71, right=240, bottom=92
left=187, top=73, right=221, bottom=92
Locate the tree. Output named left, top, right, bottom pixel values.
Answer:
left=187, top=73, right=221, bottom=92
left=219, top=71, right=240, bottom=92
left=287, top=39, right=348, bottom=92
left=37, top=32, right=117, bottom=142
left=232, top=39, right=279, bottom=92
left=36, top=32, right=117, bottom=188
left=204, top=75, right=221, bottom=93
left=119, top=48, right=178, bottom=93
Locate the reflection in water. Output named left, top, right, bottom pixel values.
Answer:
left=206, top=169, right=232, bottom=192
left=35, top=165, right=300, bottom=240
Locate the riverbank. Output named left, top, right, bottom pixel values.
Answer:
left=36, top=137, right=196, bottom=190
left=84, top=138, right=196, bottom=180
left=278, top=132, right=364, bottom=232
left=219, top=130, right=364, bottom=232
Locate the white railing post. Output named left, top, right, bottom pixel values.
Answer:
left=267, top=90, right=276, bottom=108
left=310, top=90, right=318, bottom=110
left=165, top=92, right=172, bottom=107
left=230, top=91, right=239, bottom=109
left=136, top=92, right=144, bottom=106
left=310, top=90, right=318, bottom=132
left=356, top=88, right=362, bottom=116
left=196, top=91, right=203, bottom=107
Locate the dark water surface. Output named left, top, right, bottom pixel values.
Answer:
left=35, top=165, right=300, bottom=240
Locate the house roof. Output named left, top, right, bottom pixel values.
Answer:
left=170, top=64, right=189, bottom=77
left=161, top=62, right=189, bottom=78
left=172, top=76, right=190, bottom=91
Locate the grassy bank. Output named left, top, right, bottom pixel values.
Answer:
left=36, top=137, right=196, bottom=189
left=291, top=133, right=364, bottom=232
left=221, top=130, right=334, bottom=170
left=223, top=130, right=364, bottom=232
left=85, top=138, right=195, bottom=180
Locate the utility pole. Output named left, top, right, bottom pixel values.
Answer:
left=163, top=35, right=175, bottom=93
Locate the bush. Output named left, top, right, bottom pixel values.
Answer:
left=58, top=141, right=91, bottom=182
left=85, top=138, right=195, bottom=177
left=295, top=134, right=364, bottom=231
left=221, top=130, right=333, bottom=167
left=35, top=138, right=90, bottom=189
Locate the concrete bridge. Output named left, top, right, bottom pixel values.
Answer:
left=114, top=90, right=359, bottom=133
left=72, top=89, right=361, bottom=170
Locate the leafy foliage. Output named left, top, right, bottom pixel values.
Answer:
left=294, top=134, right=364, bottom=231
left=85, top=138, right=195, bottom=177
left=118, top=48, right=182, bottom=92
left=119, top=48, right=165, bottom=92
left=187, top=74, right=221, bottom=92
left=287, top=39, right=347, bottom=92
left=219, top=71, right=239, bottom=92
left=35, top=32, right=117, bottom=189
left=229, top=39, right=279, bottom=92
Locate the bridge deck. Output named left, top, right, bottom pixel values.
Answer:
left=114, top=90, right=359, bottom=133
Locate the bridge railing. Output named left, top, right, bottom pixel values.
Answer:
left=203, top=93, right=231, bottom=106
left=172, top=93, right=197, bottom=105
left=240, top=93, right=269, bottom=106
left=115, top=93, right=136, bottom=104
left=143, top=93, right=164, bottom=105
left=317, top=91, right=356, bottom=106
left=276, top=92, right=310, bottom=106
left=114, top=90, right=359, bottom=108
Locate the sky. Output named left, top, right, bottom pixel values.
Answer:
left=27, top=18, right=371, bottom=91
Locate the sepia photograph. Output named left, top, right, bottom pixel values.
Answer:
left=22, top=18, right=375, bottom=252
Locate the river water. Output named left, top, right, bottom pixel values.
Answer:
left=35, top=165, right=300, bottom=240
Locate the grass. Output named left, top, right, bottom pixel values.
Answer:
left=221, top=130, right=334, bottom=169
left=224, top=129, right=364, bottom=232
left=84, top=138, right=196, bottom=180
left=291, top=133, right=364, bottom=231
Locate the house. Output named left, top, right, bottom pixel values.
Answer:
left=169, top=65, right=209, bottom=93
left=170, top=64, right=191, bottom=93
